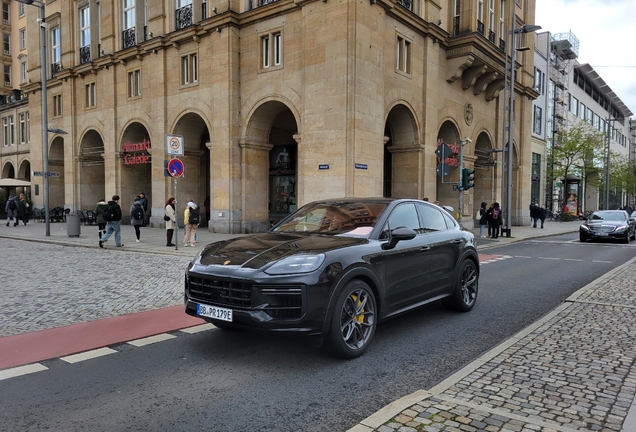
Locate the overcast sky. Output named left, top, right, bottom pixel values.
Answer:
left=535, top=0, right=636, bottom=117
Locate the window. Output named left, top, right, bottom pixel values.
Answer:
left=176, top=0, right=193, bottom=29
left=571, top=96, right=579, bottom=116
left=488, top=0, right=495, bottom=33
left=2, top=3, right=8, bottom=24
left=3, top=64, right=10, bottom=87
left=586, top=107, right=593, bottom=124
left=19, top=29, right=26, bottom=51
left=85, top=83, right=96, bottom=107
left=533, top=67, right=543, bottom=93
left=19, top=113, right=30, bottom=144
left=531, top=153, right=541, bottom=204
left=123, top=0, right=135, bottom=29
left=180, top=54, right=198, bottom=85
left=418, top=204, right=448, bottom=232
left=453, top=0, right=460, bottom=36
left=579, top=102, right=585, bottom=119
left=80, top=6, right=91, bottom=47
left=19, top=2, right=25, bottom=17
left=3, top=34, right=9, bottom=55
left=53, top=94, right=62, bottom=117
left=260, top=31, right=282, bottom=70
left=396, top=35, right=411, bottom=74
left=477, top=0, right=484, bottom=33
left=381, top=203, right=421, bottom=238
left=533, top=105, right=542, bottom=135
left=128, top=69, right=141, bottom=97
left=3, top=115, right=15, bottom=145
left=499, top=0, right=504, bottom=39
left=51, top=27, right=61, bottom=70
left=593, top=114, right=600, bottom=130
left=20, top=60, right=27, bottom=84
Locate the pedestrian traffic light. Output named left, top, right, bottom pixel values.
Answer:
left=462, top=168, right=475, bottom=190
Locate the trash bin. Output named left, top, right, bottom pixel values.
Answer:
left=66, top=214, right=81, bottom=237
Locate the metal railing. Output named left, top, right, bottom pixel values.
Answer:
left=79, top=45, right=91, bottom=64
left=396, top=0, right=413, bottom=11
left=176, top=4, right=193, bottom=30
left=477, top=21, right=484, bottom=35
left=122, top=27, right=136, bottom=50
left=51, top=62, right=61, bottom=76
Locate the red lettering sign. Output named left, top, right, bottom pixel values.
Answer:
left=123, top=153, right=151, bottom=165
left=122, top=139, right=151, bottom=165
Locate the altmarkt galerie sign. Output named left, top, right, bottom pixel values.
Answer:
left=122, top=139, right=151, bottom=165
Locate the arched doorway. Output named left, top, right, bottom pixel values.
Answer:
left=49, top=136, right=65, bottom=208
left=120, top=122, right=152, bottom=222
left=436, top=121, right=461, bottom=209
left=79, top=130, right=105, bottom=210
left=384, top=104, right=420, bottom=198
left=473, top=131, right=497, bottom=206
left=172, top=113, right=210, bottom=226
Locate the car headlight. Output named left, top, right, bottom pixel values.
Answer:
left=614, top=225, right=628, bottom=232
left=581, top=225, right=590, bottom=232
left=265, top=254, right=326, bottom=275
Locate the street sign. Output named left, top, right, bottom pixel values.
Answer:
left=167, top=158, right=185, bottom=178
left=166, top=134, right=184, bottom=156
left=436, top=162, right=450, bottom=177
left=435, top=142, right=453, bottom=159
left=32, top=171, right=60, bottom=177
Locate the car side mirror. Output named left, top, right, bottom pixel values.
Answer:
left=629, top=217, right=636, bottom=224
left=381, top=226, right=417, bottom=250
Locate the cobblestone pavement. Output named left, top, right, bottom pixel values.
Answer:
left=0, top=238, right=191, bottom=337
left=350, top=256, right=636, bottom=432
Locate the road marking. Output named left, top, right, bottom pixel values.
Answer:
left=563, top=258, right=584, bottom=261
left=538, top=257, right=560, bottom=260
left=127, top=333, right=176, bottom=347
left=60, top=347, right=117, bottom=364
left=180, top=323, right=215, bottom=334
left=592, top=260, right=613, bottom=263
left=0, top=363, right=48, bottom=381
left=513, top=256, right=532, bottom=258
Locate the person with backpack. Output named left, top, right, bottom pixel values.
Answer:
left=183, top=201, right=200, bottom=247
left=99, top=195, right=124, bottom=248
left=5, top=196, right=18, bottom=227
left=139, top=192, right=149, bottom=227
left=129, top=197, right=146, bottom=243
left=490, top=202, right=503, bottom=239
left=94, top=198, right=109, bottom=239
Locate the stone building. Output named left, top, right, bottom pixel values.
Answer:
left=3, top=0, right=540, bottom=232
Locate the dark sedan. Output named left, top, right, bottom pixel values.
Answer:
left=184, top=198, right=479, bottom=358
left=579, top=210, right=636, bottom=243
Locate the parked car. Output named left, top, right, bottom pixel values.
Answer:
left=184, top=198, right=480, bottom=358
left=579, top=210, right=636, bottom=243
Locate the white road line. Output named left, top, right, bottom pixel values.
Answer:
left=538, top=257, right=560, bottom=260
left=513, top=256, right=532, bottom=258
left=0, top=363, right=48, bottom=381
left=563, top=258, right=584, bottom=261
left=60, top=347, right=117, bottom=364
left=127, top=333, right=176, bottom=347
left=592, top=260, right=613, bottom=263
left=180, top=323, right=215, bottom=334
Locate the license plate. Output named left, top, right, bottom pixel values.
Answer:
left=196, top=303, right=233, bottom=322
left=593, top=232, right=608, bottom=236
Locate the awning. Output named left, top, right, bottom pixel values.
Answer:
left=0, top=178, right=32, bottom=191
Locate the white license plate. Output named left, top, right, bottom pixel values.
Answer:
left=593, top=232, right=608, bottom=236
left=196, top=303, right=233, bottom=322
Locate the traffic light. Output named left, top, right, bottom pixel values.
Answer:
left=462, top=168, right=475, bottom=190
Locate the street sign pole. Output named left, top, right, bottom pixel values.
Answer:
left=174, top=167, right=178, bottom=250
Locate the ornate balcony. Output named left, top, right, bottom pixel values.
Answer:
left=488, top=30, right=496, bottom=43
left=122, top=27, right=136, bottom=50
left=51, top=62, right=61, bottom=77
left=258, top=0, right=279, bottom=7
left=176, top=4, right=193, bottom=30
left=477, top=21, right=484, bottom=35
left=453, top=16, right=460, bottom=36
left=499, top=38, right=506, bottom=51
left=79, top=45, right=91, bottom=64
left=396, top=0, right=413, bottom=11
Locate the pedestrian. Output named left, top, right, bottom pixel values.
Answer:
left=165, top=197, right=176, bottom=247
left=18, top=193, right=30, bottom=225
left=491, top=202, right=502, bottom=239
left=95, top=198, right=108, bottom=239
left=5, top=196, right=18, bottom=227
left=538, top=205, right=547, bottom=229
left=530, top=203, right=539, bottom=228
left=423, top=197, right=429, bottom=202
left=139, top=192, right=149, bottom=226
left=183, top=201, right=200, bottom=247
left=99, top=195, right=124, bottom=248
left=477, top=202, right=488, bottom=238
left=204, top=196, right=210, bottom=225
left=434, top=200, right=441, bottom=206
left=129, top=197, right=146, bottom=243
left=485, top=203, right=494, bottom=237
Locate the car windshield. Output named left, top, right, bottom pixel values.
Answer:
left=271, top=201, right=389, bottom=236
left=589, top=211, right=627, bottom=222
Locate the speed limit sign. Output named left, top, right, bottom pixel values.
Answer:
left=166, top=134, right=184, bottom=156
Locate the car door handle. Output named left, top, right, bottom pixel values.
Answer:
left=451, top=240, right=462, bottom=244
left=420, top=246, right=430, bottom=251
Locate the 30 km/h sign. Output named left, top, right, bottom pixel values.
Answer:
left=166, top=134, right=184, bottom=156
left=167, top=158, right=185, bottom=178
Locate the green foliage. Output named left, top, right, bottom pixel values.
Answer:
left=608, top=152, right=636, bottom=200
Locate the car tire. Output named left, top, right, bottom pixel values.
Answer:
left=630, top=231, right=635, bottom=241
left=325, top=280, right=377, bottom=359
left=579, top=232, right=587, bottom=242
left=622, top=235, right=630, bottom=244
left=443, top=259, right=478, bottom=312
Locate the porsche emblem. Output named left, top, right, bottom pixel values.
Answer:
left=223, top=260, right=231, bottom=265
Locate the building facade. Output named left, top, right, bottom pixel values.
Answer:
left=2, top=0, right=542, bottom=232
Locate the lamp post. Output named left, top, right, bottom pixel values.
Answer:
left=503, top=21, right=541, bottom=236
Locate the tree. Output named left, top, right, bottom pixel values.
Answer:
left=607, top=152, right=636, bottom=209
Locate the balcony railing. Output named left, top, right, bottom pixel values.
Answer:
left=453, top=16, right=460, bottom=36
left=51, top=62, right=61, bottom=77
left=79, top=45, right=91, bottom=64
left=488, top=30, right=496, bottom=43
left=477, top=21, right=484, bottom=35
left=499, top=38, right=505, bottom=51
left=396, top=0, right=413, bottom=11
left=258, top=0, right=279, bottom=7
left=176, top=4, right=193, bottom=30
left=122, top=27, right=136, bottom=50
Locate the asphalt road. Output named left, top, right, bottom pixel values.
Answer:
left=2, top=234, right=636, bottom=432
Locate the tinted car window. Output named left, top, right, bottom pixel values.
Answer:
left=417, top=204, right=447, bottom=232
left=442, top=212, right=457, bottom=229
left=381, top=203, right=421, bottom=238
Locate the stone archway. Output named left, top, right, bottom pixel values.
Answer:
left=79, top=130, right=105, bottom=210
left=120, top=122, right=152, bottom=222
left=49, top=136, right=65, bottom=208
left=473, top=131, right=497, bottom=207
left=242, top=100, right=299, bottom=232
left=384, top=104, right=420, bottom=198
left=172, top=113, right=210, bottom=226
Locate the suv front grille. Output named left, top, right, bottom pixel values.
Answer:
left=188, top=276, right=252, bottom=307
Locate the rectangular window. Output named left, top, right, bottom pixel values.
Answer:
left=260, top=31, right=282, bottom=70
left=3, top=34, right=9, bottom=55
left=488, top=0, right=495, bottom=32
left=2, top=3, right=8, bottom=24
left=8, top=115, right=14, bottom=145
left=499, top=0, right=504, bottom=39
left=20, top=29, right=26, bottom=51
left=531, top=152, right=541, bottom=204
left=2, top=117, right=7, bottom=146
left=19, top=113, right=28, bottom=144
left=180, top=54, right=198, bottom=85
left=128, top=70, right=141, bottom=97
left=123, top=0, right=135, bottom=30
left=579, top=102, right=586, bottom=119
left=20, top=60, right=27, bottom=84
left=571, top=96, right=578, bottom=116
left=19, top=2, right=25, bottom=17
left=477, top=0, right=484, bottom=32
left=85, top=83, right=96, bottom=107
left=586, top=107, right=593, bottom=124
left=453, top=0, right=460, bottom=36
left=53, top=94, right=62, bottom=117
left=396, top=35, right=411, bottom=74
left=51, top=27, right=61, bottom=63
left=533, top=105, right=542, bottom=135
left=3, top=64, right=10, bottom=87
left=80, top=6, right=91, bottom=47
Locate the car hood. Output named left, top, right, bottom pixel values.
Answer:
left=584, top=220, right=627, bottom=227
left=197, top=233, right=368, bottom=270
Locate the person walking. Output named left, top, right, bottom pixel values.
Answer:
left=485, top=203, right=495, bottom=238
left=129, top=197, right=146, bottom=243
left=183, top=201, right=200, bottom=247
left=139, top=192, right=149, bottom=226
left=538, top=205, right=547, bottom=229
left=18, top=193, right=29, bottom=225
left=477, top=202, right=488, bottom=238
left=5, top=196, right=18, bottom=227
left=99, top=195, right=124, bottom=248
left=530, top=203, right=539, bottom=228
left=165, top=197, right=176, bottom=247
left=95, top=198, right=108, bottom=239
left=491, top=202, right=503, bottom=239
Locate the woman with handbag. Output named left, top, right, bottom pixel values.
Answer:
left=165, top=197, right=176, bottom=247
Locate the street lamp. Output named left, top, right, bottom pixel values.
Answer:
left=503, top=22, right=541, bottom=236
